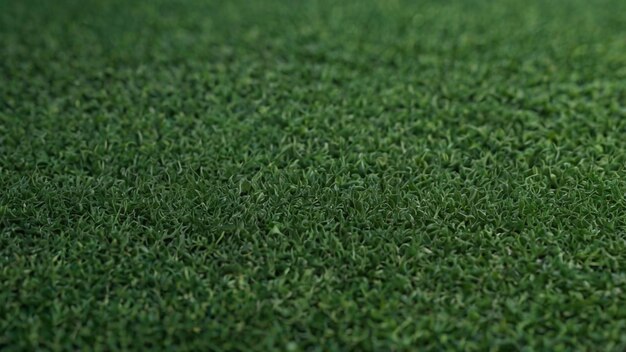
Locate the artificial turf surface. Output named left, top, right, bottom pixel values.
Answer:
left=2, top=0, right=626, bottom=350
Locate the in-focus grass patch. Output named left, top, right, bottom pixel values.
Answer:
left=2, top=0, right=626, bottom=350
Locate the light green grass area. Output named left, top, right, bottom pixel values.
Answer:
left=2, top=0, right=626, bottom=350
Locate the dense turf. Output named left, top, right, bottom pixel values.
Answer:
left=2, top=0, right=626, bottom=350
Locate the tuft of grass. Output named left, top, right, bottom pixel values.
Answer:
left=2, top=0, right=626, bottom=350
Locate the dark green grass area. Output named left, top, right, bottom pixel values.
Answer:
left=2, top=0, right=626, bottom=350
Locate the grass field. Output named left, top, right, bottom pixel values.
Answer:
left=2, top=0, right=626, bottom=350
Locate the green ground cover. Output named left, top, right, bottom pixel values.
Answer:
left=2, top=0, right=626, bottom=350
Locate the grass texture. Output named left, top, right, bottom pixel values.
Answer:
left=2, top=0, right=626, bottom=350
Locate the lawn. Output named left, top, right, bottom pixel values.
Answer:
left=2, top=0, right=626, bottom=350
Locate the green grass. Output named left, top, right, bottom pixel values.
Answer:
left=2, top=0, right=626, bottom=350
